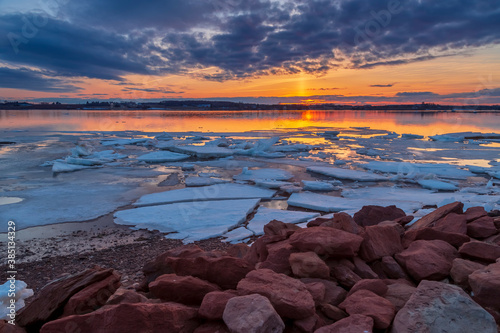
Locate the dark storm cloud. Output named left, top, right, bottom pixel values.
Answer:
left=122, top=87, right=182, bottom=94
left=0, top=66, right=81, bottom=92
left=1, top=0, right=499, bottom=86
left=370, top=84, right=394, bottom=87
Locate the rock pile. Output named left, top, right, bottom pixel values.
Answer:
left=7, top=202, right=500, bottom=332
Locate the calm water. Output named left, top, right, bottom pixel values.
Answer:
left=1, top=110, right=499, bottom=136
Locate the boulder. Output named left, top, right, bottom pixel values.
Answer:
left=359, top=224, right=403, bottom=262
left=289, top=227, right=363, bottom=257
left=300, top=278, right=347, bottom=306
left=407, top=201, right=463, bottom=230
left=380, top=256, right=409, bottom=279
left=237, top=269, right=315, bottom=319
left=40, top=302, right=199, bottom=333
left=0, top=321, right=26, bottom=333
left=469, top=262, right=500, bottom=309
left=458, top=241, right=500, bottom=262
left=293, top=314, right=323, bottom=333
left=465, top=206, right=488, bottom=222
left=433, top=213, right=467, bottom=234
left=384, top=283, right=416, bottom=311
left=264, top=220, right=300, bottom=237
left=318, top=304, right=347, bottom=321
left=395, top=240, right=458, bottom=281
left=467, top=216, right=497, bottom=238
left=289, top=252, right=330, bottom=279
left=149, top=274, right=220, bottom=305
left=402, top=227, right=470, bottom=248
left=62, top=271, right=121, bottom=316
left=450, top=258, right=486, bottom=287
left=193, top=322, right=230, bottom=333
left=353, top=205, right=406, bottom=227
left=339, top=290, right=395, bottom=329
left=304, top=282, right=326, bottom=306
left=106, top=288, right=149, bottom=305
left=351, top=257, right=379, bottom=279
left=226, top=243, right=250, bottom=258
left=258, top=240, right=296, bottom=274
left=314, top=314, right=374, bottom=333
left=199, top=291, right=238, bottom=320
left=323, top=212, right=361, bottom=234
left=328, top=261, right=361, bottom=289
left=244, top=235, right=287, bottom=266
left=392, top=280, right=497, bottom=333
left=223, top=294, right=285, bottom=333
left=17, top=267, right=118, bottom=331
left=347, top=279, right=388, bottom=297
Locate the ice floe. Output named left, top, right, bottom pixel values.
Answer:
left=101, top=138, right=149, bottom=146
left=0, top=280, right=33, bottom=320
left=430, top=132, right=500, bottom=142
left=134, top=183, right=275, bottom=206
left=307, top=166, right=388, bottom=181
left=0, top=197, right=23, bottom=206
left=361, top=161, right=474, bottom=180
left=417, top=179, right=458, bottom=191
left=302, top=180, right=337, bottom=191
left=246, top=207, right=320, bottom=236
left=115, top=199, right=260, bottom=243
left=137, top=151, right=190, bottom=163
left=233, top=167, right=294, bottom=182
left=169, top=145, right=234, bottom=158
left=222, top=227, right=254, bottom=244
left=184, top=177, right=229, bottom=187
left=52, top=161, right=93, bottom=173
left=255, top=180, right=293, bottom=189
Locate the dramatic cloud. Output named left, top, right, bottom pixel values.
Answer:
left=0, top=67, right=81, bottom=92
left=370, top=84, right=394, bottom=87
left=0, top=0, right=499, bottom=87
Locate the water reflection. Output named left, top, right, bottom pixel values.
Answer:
left=0, top=110, right=499, bottom=136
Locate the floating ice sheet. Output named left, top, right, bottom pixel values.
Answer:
left=233, top=168, right=294, bottom=181
left=430, top=132, right=500, bottom=142
left=302, top=180, right=336, bottom=191
left=52, top=161, right=94, bottom=173
left=101, top=138, right=149, bottom=146
left=137, top=151, right=190, bottom=163
left=361, top=161, right=474, bottom=180
left=307, top=166, right=388, bottom=181
left=169, top=145, right=234, bottom=158
left=222, top=227, right=254, bottom=243
left=184, top=177, right=229, bottom=187
left=134, top=183, right=275, bottom=206
left=247, top=207, right=320, bottom=236
left=115, top=199, right=260, bottom=243
left=255, top=180, right=293, bottom=189
left=417, top=179, right=458, bottom=191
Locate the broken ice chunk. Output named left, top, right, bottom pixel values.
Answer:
left=417, top=179, right=458, bottom=191
left=307, top=166, right=388, bottom=181
left=233, top=168, right=293, bottom=182
left=302, top=181, right=336, bottom=191
left=137, top=151, right=190, bottom=163
left=169, top=145, right=234, bottom=158
left=52, top=161, right=93, bottom=173
left=184, top=177, right=229, bottom=187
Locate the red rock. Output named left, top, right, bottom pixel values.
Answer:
left=433, top=213, right=467, bottom=234
left=402, top=227, right=470, bottom=248
left=289, top=252, right=330, bottom=279
left=377, top=221, right=405, bottom=236
left=467, top=216, right=497, bottom=238
left=359, top=224, right=403, bottom=262
left=495, top=217, right=500, bottom=229
left=347, top=279, right=388, bottom=297
left=149, top=274, right=220, bottom=305
left=300, top=278, right=347, bottom=306
left=325, top=212, right=361, bottom=234
left=264, top=219, right=300, bottom=237
left=40, top=302, right=199, bottom=333
left=394, top=215, right=414, bottom=226
left=62, top=271, right=121, bottom=317
left=258, top=240, right=296, bottom=274
left=314, top=314, right=374, bottom=333
left=193, top=322, right=230, bottom=333
left=407, top=202, right=464, bottom=230
left=170, top=256, right=254, bottom=289
left=226, top=243, right=250, bottom=258
left=329, top=261, right=361, bottom=289
left=353, top=205, right=406, bottom=227
left=458, top=241, right=500, bottom=262
left=369, top=261, right=389, bottom=279
left=0, top=321, right=26, bottom=333
left=380, top=256, right=409, bottom=279
left=351, top=257, right=379, bottom=279
left=304, top=282, right=326, bottom=306
left=484, top=233, right=500, bottom=246
left=17, top=267, right=118, bottom=331
left=237, top=269, right=315, bottom=319
left=465, top=206, right=488, bottom=222
left=469, top=262, right=500, bottom=309
left=222, top=294, right=285, bottom=333
left=384, top=283, right=416, bottom=311
left=318, top=304, right=347, bottom=321
left=289, top=227, right=363, bottom=257
left=395, top=240, right=458, bottom=281
left=293, top=314, right=323, bottom=333
left=339, top=290, right=395, bottom=329
left=199, top=291, right=238, bottom=320
left=450, top=258, right=486, bottom=287
left=392, top=280, right=497, bottom=333
left=106, top=288, right=149, bottom=305
left=244, top=235, right=284, bottom=266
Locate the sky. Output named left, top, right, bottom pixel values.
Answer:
left=0, top=0, right=499, bottom=105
